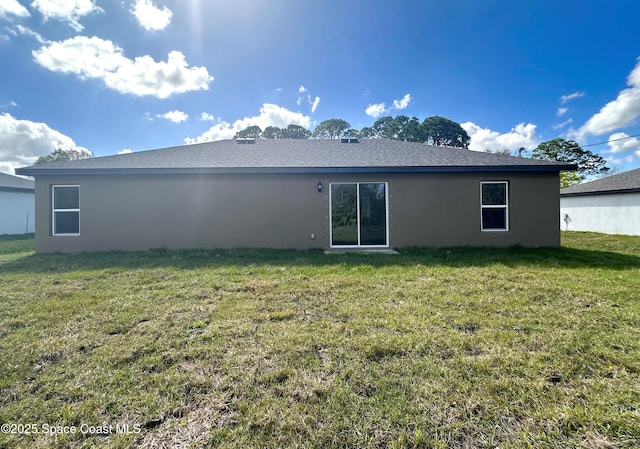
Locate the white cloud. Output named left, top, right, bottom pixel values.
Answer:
left=158, top=110, right=188, bottom=123
left=296, top=86, right=306, bottom=105
left=199, top=112, right=214, bottom=122
left=185, top=121, right=235, bottom=143
left=118, top=148, right=133, bottom=154
left=13, top=24, right=48, bottom=44
left=393, top=93, right=411, bottom=110
left=0, top=0, right=30, bottom=18
left=0, top=100, right=18, bottom=110
left=606, top=154, right=636, bottom=166
left=185, top=104, right=310, bottom=144
left=0, top=112, right=89, bottom=174
left=560, top=91, right=584, bottom=104
left=31, top=0, right=102, bottom=31
left=185, top=121, right=233, bottom=143
left=557, top=107, right=568, bottom=117
left=461, top=121, right=540, bottom=153
left=365, top=93, right=412, bottom=117
left=33, top=36, right=213, bottom=98
left=606, top=132, right=640, bottom=154
left=310, top=96, right=320, bottom=113
left=131, top=0, right=172, bottom=31
left=577, top=58, right=640, bottom=138
left=553, top=118, right=573, bottom=130
left=365, top=102, right=386, bottom=118
left=296, top=86, right=320, bottom=112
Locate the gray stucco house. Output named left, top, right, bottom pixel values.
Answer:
left=0, top=172, right=35, bottom=235
left=16, top=138, right=575, bottom=253
left=560, top=168, right=640, bottom=236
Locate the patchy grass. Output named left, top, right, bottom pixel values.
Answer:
left=0, top=231, right=639, bottom=448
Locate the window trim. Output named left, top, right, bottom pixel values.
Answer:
left=480, top=181, right=509, bottom=232
left=329, top=182, right=389, bottom=248
left=52, top=185, right=80, bottom=236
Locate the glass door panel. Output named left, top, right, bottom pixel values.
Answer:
left=331, top=184, right=358, bottom=246
left=359, top=183, right=387, bottom=246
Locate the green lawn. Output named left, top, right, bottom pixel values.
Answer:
left=0, top=232, right=639, bottom=448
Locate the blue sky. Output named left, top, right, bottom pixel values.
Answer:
left=2, top=0, right=640, bottom=174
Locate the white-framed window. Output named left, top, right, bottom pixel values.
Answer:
left=329, top=182, right=389, bottom=248
left=481, top=181, right=508, bottom=231
left=52, top=185, right=80, bottom=236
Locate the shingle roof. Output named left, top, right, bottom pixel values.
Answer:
left=0, top=172, right=35, bottom=192
left=16, top=139, right=576, bottom=176
left=561, top=168, right=640, bottom=196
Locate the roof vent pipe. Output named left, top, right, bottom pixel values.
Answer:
left=236, top=138, right=256, bottom=144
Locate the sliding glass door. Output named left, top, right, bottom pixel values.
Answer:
left=330, top=182, right=388, bottom=247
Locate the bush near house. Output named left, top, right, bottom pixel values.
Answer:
left=0, top=232, right=639, bottom=448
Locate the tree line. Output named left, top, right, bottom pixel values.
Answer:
left=237, top=116, right=471, bottom=149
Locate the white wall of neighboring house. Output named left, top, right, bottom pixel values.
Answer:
left=0, top=190, right=35, bottom=235
left=560, top=192, right=640, bottom=236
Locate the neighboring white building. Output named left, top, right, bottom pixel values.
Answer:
left=560, top=168, right=640, bottom=236
left=0, top=172, right=35, bottom=235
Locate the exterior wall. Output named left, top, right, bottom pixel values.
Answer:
left=0, top=190, right=35, bottom=235
left=560, top=192, right=640, bottom=236
left=34, top=171, right=561, bottom=253
left=35, top=174, right=327, bottom=253
left=385, top=171, right=560, bottom=248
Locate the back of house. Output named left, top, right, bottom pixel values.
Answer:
left=16, top=139, right=575, bottom=252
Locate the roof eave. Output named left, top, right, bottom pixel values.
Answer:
left=15, top=164, right=577, bottom=177
left=561, top=188, right=640, bottom=197
left=0, top=186, right=35, bottom=193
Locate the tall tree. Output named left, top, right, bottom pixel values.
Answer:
left=392, top=115, right=424, bottom=142
left=532, top=138, right=609, bottom=187
left=312, top=119, right=351, bottom=139
left=35, top=148, right=93, bottom=165
left=285, top=124, right=312, bottom=139
left=262, top=126, right=283, bottom=139
left=359, top=126, right=376, bottom=139
left=370, top=116, right=423, bottom=141
left=421, top=116, right=470, bottom=149
left=559, top=171, right=584, bottom=189
left=236, top=125, right=262, bottom=139
left=371, top=116, right=395, bottom=139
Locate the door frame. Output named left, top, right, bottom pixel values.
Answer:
left=328, top=182, right=390, bottom=248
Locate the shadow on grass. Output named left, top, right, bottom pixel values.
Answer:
left=1, top=243, right=638, bottom=274
left=0, top=233, right=34, bottom=257
left=0, top=233, right=35, bottom=242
